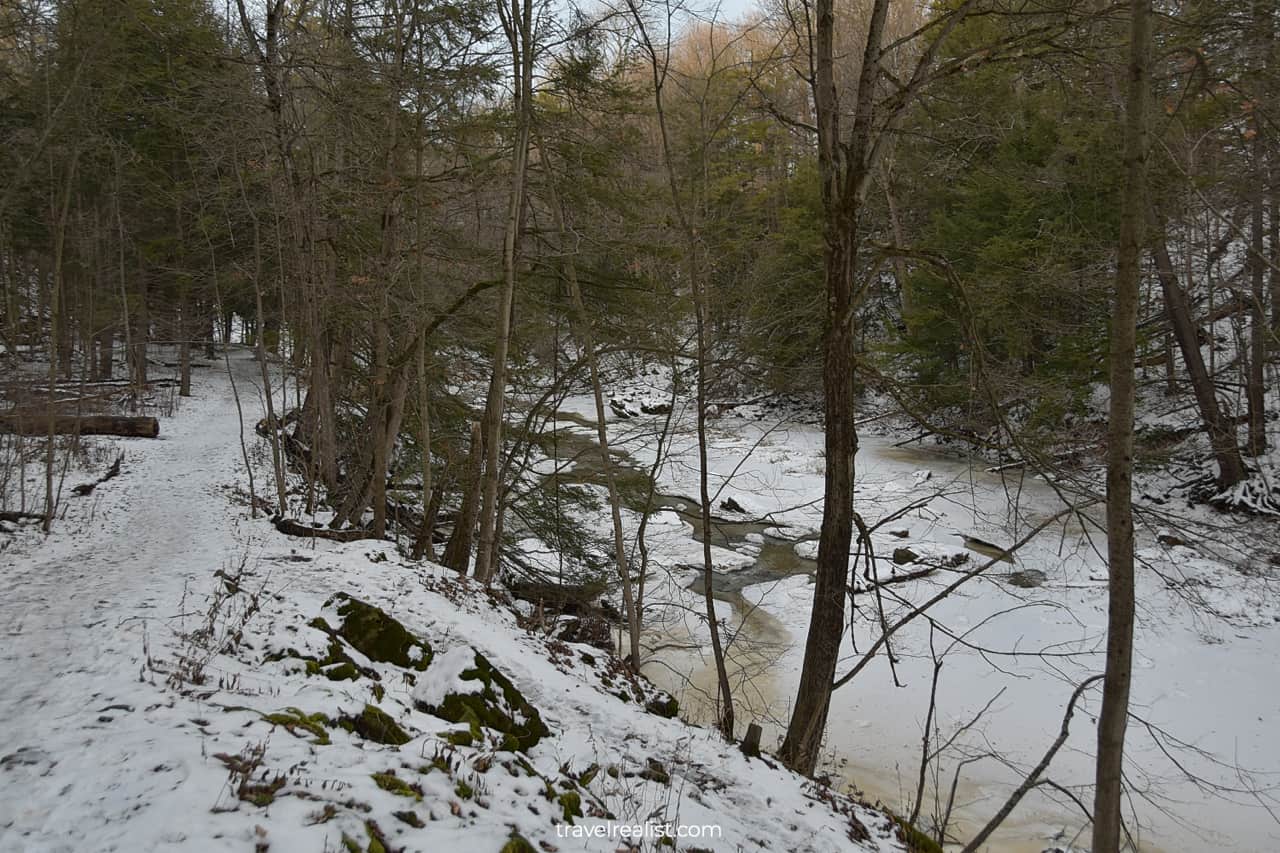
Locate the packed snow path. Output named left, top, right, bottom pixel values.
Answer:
left=0, top=352, right=264, bottom=849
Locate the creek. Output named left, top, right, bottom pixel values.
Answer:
left=540, top=408, right=1108, bottom=852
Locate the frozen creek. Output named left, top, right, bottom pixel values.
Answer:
left=550, top=398, right=1280, bottom=853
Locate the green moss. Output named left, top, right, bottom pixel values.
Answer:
left=558, top=790, right=582, bottom=822
left=577, top=763, right=599, bottom=787
left=323, top=661, right=361, bottom=681
left=415, top=649, right=548, bottom=752
left=500, top=834, right=537, bottom=853
left=393, top=809, right=424, bottom=828
left=445, top=728, right=475, bottom=747
left=455, top=780, right=473, bottom=799
left=277, top=637, right=377, bottom=683
left=316, top=594, right=433, bottom=671
left=261, top=707, right=332, bottom=745
left=343, top=821, right=391, bottom=853
left=891, top=812, right=944, bottom=853
left=338, top=704, right=411, bottom=746
left=372, top=771, right=422, bottom=798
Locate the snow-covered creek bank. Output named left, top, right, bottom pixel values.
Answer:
left=550, top=398, right=1280, bottom=853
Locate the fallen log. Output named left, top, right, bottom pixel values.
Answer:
left=0, top=510, right=45, bottom=523
left=273, top=517, right=382, bottom=542
left=0, top=414, right=159, bottom=438
left=73, top=453, right=123, bottom=496
left=854, top=566, right=936, bottom=593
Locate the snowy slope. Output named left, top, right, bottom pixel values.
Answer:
left=0, top=350, right=907, bottom=853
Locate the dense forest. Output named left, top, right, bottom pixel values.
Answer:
left=1, top=0, right=1278, bottom=849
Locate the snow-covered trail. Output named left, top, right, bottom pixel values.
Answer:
left=0, top=351, right=264, bottom=850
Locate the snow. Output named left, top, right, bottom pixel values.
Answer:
left=584, top=398, right=1280, bottom=853
left=410, top=647, right=483, bottom=709
left=0, top=349, right=905, bottom=853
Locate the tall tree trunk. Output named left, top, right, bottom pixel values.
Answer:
left=413, top=336, right=435, bottom=561
left=45, top=149, right=80, bottom=532
left=1093, top=0, right=1149, bottom=846
left=543, top=153, right=642, bottom=666
left=778, top=0, right=889, bottom=776
left=238, top=151, right=288, bottom=515
left=623, top=0, right=734, bottom=737
left=1246, top=104, right=1268, bottom=456
left=443, top=421, right=483, bottom=573
left=1149, top=224, right=1247, bottom=486
left=178, top=295, right=192, bottom=397
left=255, top=275, right=287, bottom=515
left=473, top=0, right=534, bottom=585
left=371, top=295, right=390, bottom=538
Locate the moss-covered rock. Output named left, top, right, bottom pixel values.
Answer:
left=413, top=648, right=548, bottom=752
left=645, top=694, right=679, bottom=718
left=577, top=763, right=600, bottom=787
left=393, top=809, right=424, bottom=828
left=311, top=593, right=433, bottom=672
left=270, top=639, right=378, bottom=682
left=558, top=790, right=582, bottom=822
left=372, top=771, right=422, bottom=798
left=342, top=821, right=392, bottom=853
left=891, top=812, right=945, bottom=853
left=261, top=707, right=332, bottom=745
left=338, top=704, right=412, bottom=746
left=500, top=834, right=537, bottom=853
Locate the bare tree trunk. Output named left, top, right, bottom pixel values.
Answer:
left=239, top=153, right=288, bottom=516
left=130, top=276, right=148, bottom=389
left=371, top=295, right=390, bottom=538
left=1093, top=0, right=1149, bottom=846
left=542, top=152, right=642, bottom=666
left=178, top=299, right=192, bottom=397
left=1246, top=111, right=1268, bottom=457
left=414, top=336, right=435, bottom=561
left=113, top=153, right=137, bottom=397
left=883, top=170, right=911, bottom=316
left=44, top=149, right=80, bottom=532
left=473, top=0, right=534, bottom=585
left=623, top=0, right=734, bottom=738
left=443, top=421, right=483, bottom=573
left=1150, top=224, right=1247, bottom=486
left=254, top=275, right=287, bottom=514
left=779, top=0, right=889, bottom=775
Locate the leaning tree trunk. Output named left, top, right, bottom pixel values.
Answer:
left=1149, top=226, right=1247, bottom=487
left=1093, top=0, right=1149, bottom=847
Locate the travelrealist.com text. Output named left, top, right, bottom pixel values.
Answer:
left=555, top=822, right=723, bottom=840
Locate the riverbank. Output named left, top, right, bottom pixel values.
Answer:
left=551, top=391, right=1280, bottom=853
